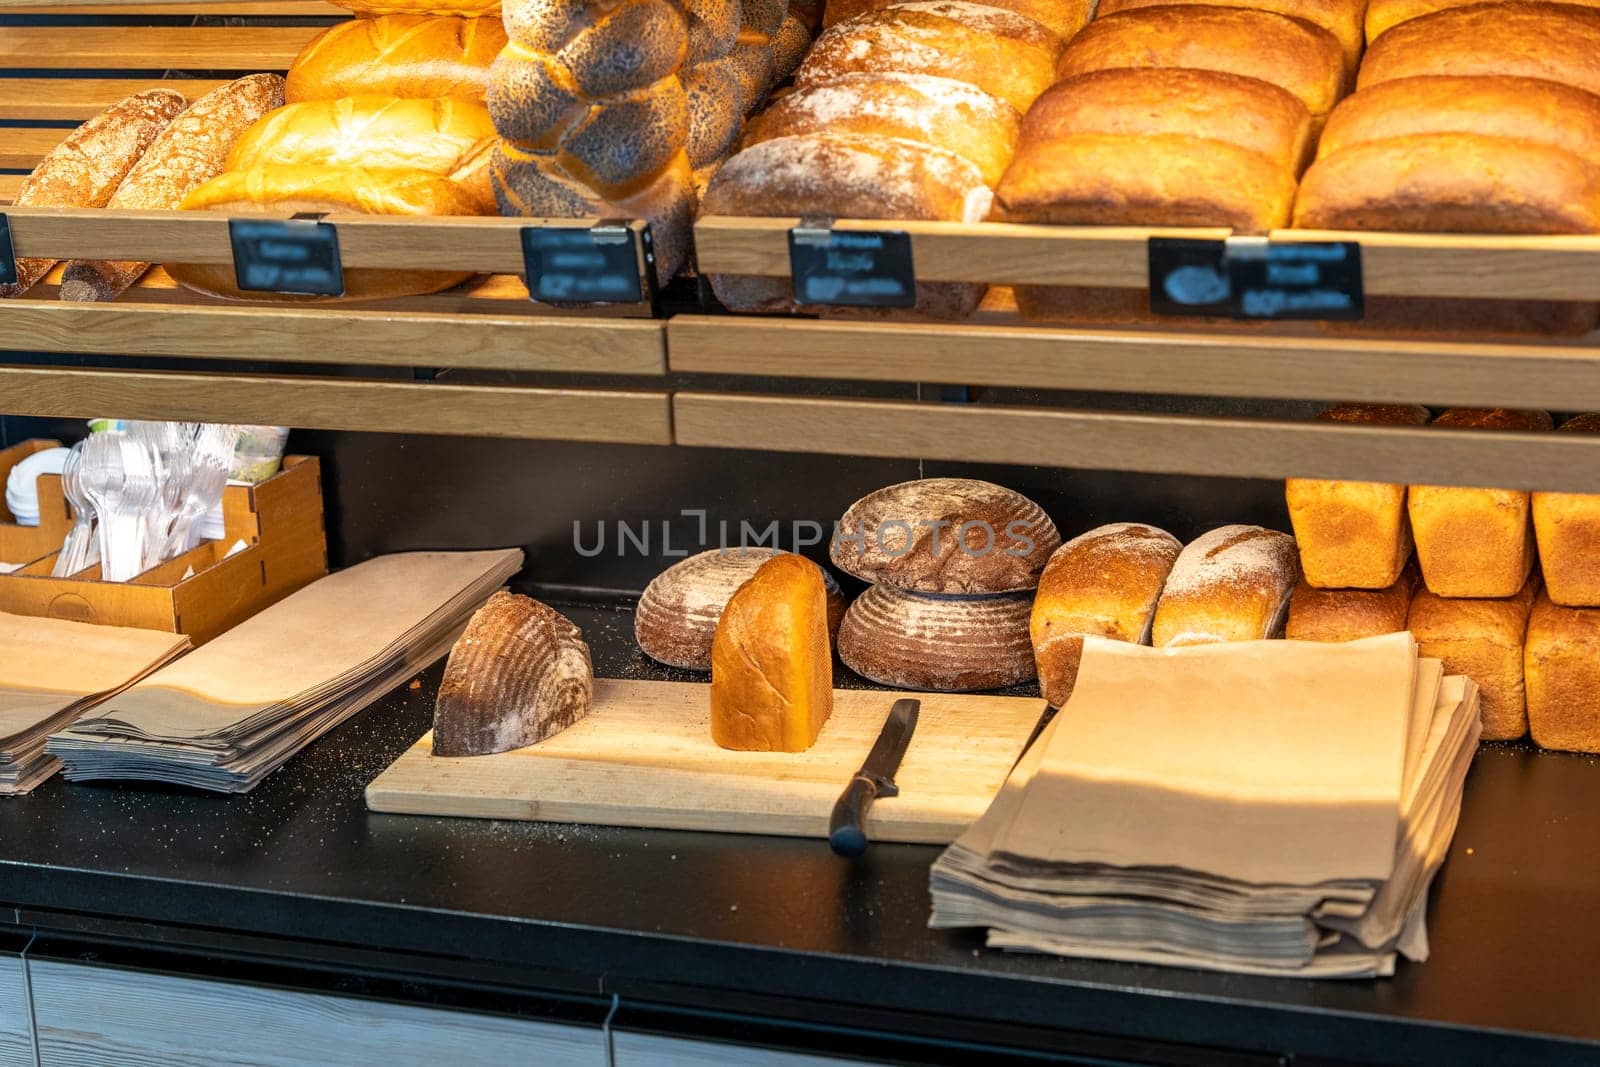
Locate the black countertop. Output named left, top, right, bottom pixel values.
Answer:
left=2, top=597, right=1599, bottom=1066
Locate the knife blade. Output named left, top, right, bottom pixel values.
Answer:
left=829, top=698, right=920, bottom=857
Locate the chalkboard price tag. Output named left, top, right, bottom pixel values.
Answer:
left=788, top=224, right=916, bottom=308
left=229, top=217, right=344, bottom=297
left=1148, top=237, right=1232, bottom=316
left=0, top=214, right=16, bottom=287
left=522, top=223, right=647, bottom=304
left=1228, top=238, right=1363, bottom=320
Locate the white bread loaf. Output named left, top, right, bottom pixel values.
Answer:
left=1409, top=576, right=1538, bottom=741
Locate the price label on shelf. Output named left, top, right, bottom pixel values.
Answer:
left=229, top=216, right=344, bottom=297
left=0, top=214, right=16, bottom=286
left=1148, top=236, right=1364, bottom=321
left=1147, top=238, right=1233, bottom=317
left=521, top=223, right=648, bottom=304
left=788, top=224, right=916, bottom=308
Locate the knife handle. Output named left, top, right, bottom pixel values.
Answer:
left=829, top=774, right=878, bottom=857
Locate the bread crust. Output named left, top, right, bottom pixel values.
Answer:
left=1366, top=0, right=1600, bottom=44
left=1532, top=413, right=1600, bottom=607
left=1098, top=0, right=1363, bottom=72
left=1285, top=567, right=1418, bottom=642
left=1524, top=591, right=1600, bottom=752
left=822, top=0, right=1093, bottom=40
left=1151, top=525, right=1300, bottom=647
left=1358, top=2, right=1600, bottom=97
left=838, top=585, right=1035, bottom=692
left=287, top=15, right=507, bottom=102
left=1409, top=575, right=1538, bottom=740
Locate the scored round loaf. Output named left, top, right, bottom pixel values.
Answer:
left=1358, top=3, right=1600, bottom=97
left=838, top=585, right=1036, bottom=692
left=699, top=132, right=992, bottom=319
left=830, top=478, right=1060, bottom=594
left=635, top=548, right=846, bottom=670
left=1150, top=525, right=1300, bottom=647
left=1057, top=6, right=1345, bottom=122
left=797, top=1, right=1064, bottom=114
left=1533, top=414, right=1600, bottom=608
left=1367, top=0, right=1600, bottom=43
left=1096, top=0, right=1363, bottom=72
left=739, top=73, right=1021, bottom=187
left=286, top=15, right=507, bottom=102
left=821, top=0, right=1093, bottom=41
left=1030, top=522, right=1182, bottom=707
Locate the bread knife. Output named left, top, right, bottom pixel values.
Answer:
left=829, top=698, right=920, bottom=858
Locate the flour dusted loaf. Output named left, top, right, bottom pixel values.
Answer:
left=1286, top=403, right=1430, bottom=590
left=1532, top=414, right=1600, bottom=608
left=60, top=76, right=283, bottom=303
left=1409, top=408, right=1552, bottom=599
left=1150, top=526, right=1300, bottom=647
left=1358, top=3, right=1600, bottom=96
left=1409, top=576, right=1538, bottom=740
left=831, top=478, right=1059, bottom=594
left=635, top=548, right=845, bottom=670
left=2, top=89, right=186, bottom=299
left=1097, top=0, right=1364, bottom=72
left=288, top=15, right=507, bottom=102
left=821, top=0, right=1092, bottom=40
left=1285, top=567, right=1418, bottom=642
left=433, top=591, right=593, bottom=756
left=1030, top=523, right=1181, bottom=706
left=710, top=554, right=834, bottom=752
left=838, top=585, right=1035, bottom=692
left=1524, top=592, right=1600, bottom=752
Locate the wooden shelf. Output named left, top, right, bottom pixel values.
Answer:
left=672, top=392, right=1600, bottom=492
left=0, top=2, right=342, bottom=14
left=0, top=366, right=673, bottom=443
left=0, top=25, right=319, bottom=69
left=0, top=78, right=231, bottom=123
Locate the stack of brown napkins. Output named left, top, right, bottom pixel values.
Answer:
left=47, top=550, right=522, bottom=793
left=930, top=633, right=1481, bottom=978
left=1, top=614, right=191, bottom=794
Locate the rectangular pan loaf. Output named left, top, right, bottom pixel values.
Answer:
left=1358, top=2, right=1600, bottom=96
left=1285, top=568, right=1418, bottom=642
left=1532, top=414, right=1600, bottom=608
left=1409, top=575, right=1538, bottom=741
left=1524, top=592, right=1600, bottom=752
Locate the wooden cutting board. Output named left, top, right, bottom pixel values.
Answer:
left=366, top=678, right=1047, bottom=844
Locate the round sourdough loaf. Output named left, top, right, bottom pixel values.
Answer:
left=636, top=548, right=846, bottom=670
left=830, top=478, right=1059, bottom=594
left=838, top=585, right=1036, bottom=691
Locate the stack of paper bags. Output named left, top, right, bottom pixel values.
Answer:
left=1, top=614, right=190, bottom=794
left=930, top=633, right=1481, bottom=978
left=48, top=550, right=522, bottom=793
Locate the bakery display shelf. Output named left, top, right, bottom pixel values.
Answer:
left=0, top=1, right=341, bottom=14
left=0, top=25, right=320, bottom=69
left=0, top=80, right=238, bottom=124
left=695, top=215, right=1600, bottom=302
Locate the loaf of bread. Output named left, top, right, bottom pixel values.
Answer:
left=1030, top=522, right=1181, bottom=706
left=1532, top=414, right=1600, bottom=608
left=1056, top=7, right=1345, bottom=124
left=432, top=591, right=593, bottom=756
left=167, top=166, right=481, bottom=301
left=830, top=478, right=1059, bottom=593
left=1358, top=3, right=1600, bottom=97
left=795, top=1, right=1063, bottom=114
left=838, top=585, right=1035, bottom=691
left=287, top=15, right=507, bottom=103
left=1286, top=403, right=1431, bottom=590
left=710, top=554, right=834, bottom=752
left=1098, top=0, right=1363, bottom=72
left=59, top=76, right=284, bottom=304
left=1366, top=0, right=1600, bottom=43
left=1524, top=591, right=1600, bottom=752
left=739, top=73, right=1022, bottom=187
left=635, top=548, right=845, bottom=670
left=1, top=89, right=186, bottom=299
left=1150, top=526, right=1300, bottom=647
left=1409, top=408, right=1553, bottom=599
left=226, top=96, right=498, bottom=214
left=1285, top=566, right=1418, bottom=642
left=1409, top=576, right=1538, bottom=740
left=821, top=0, right=1092, bottom=41
left=336, top=0, right=501, bottom=16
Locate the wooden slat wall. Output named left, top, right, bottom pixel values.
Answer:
left=0, top=174, right=24, bottom=203
left=0, top=78, right=230, bottom=122
left=0, top=25, right=320, bottom=69
left=1, top=2, right=342, bottom=13
left=0, top=126, right=65, bottom=170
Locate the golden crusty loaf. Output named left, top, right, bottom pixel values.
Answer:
left=1359, top=3, right=1600, bottom=96
left=1097, top=0, right=1363, bottom=73
left=1408, top=408, right=1553, bottom=599
left=830, top=478, right=1060, bottom=593
left=838, top=586, right=1035, bottom=692
left=1286, top=403, right=1431, bottom=590
left=432, top=591, right=593, bottom=756
left=168, top=166, right=481, bottom=301
left=226, top=96, right=498, bottom=214
left=710, top=554, right=834, bottom=752
left=822, top=0, right=1093, bottom=40
left=1030, top=522, right=1181, bottom=706
left=1409, top=576, right=1538, bottom=740
left=287, top=15, right=506, bottom=102
left=59, top=76, right=283, bottom=304
left=699, top=133, right=993, bottom=318
left=1524, top=592, right=1600, bottom=752
left=1366, top=0, right=1600, bottom=42
left=635, top=548, right=845, bottom=670
left=1532, top=414, right=1600, bottom=608
left=739, top=72, right=1021, bottom=187
left=1294, top=134, right=1600, bottom=234
left=1316, top=76, right=1600, bottom=163
left=1285, top=566, right=1419, bottom=642
left=796, top=1, right=1064, bottom=114
left=1151, top=525, right=1300, bottom=647
left=1057, top=6, right=1345, bottom=122
left=2, top=89, right=186, bottom=299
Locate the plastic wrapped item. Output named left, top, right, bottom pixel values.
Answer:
left=230, top=425, right=290, bottom=483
